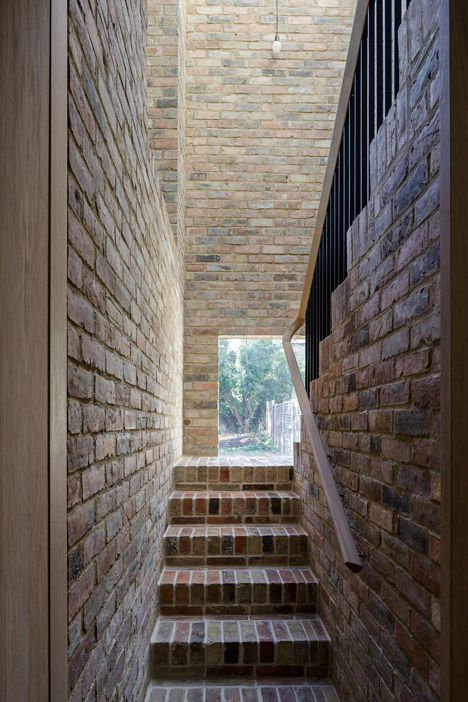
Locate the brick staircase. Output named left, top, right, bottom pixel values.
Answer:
left=146, top=456, right=339, bottom=701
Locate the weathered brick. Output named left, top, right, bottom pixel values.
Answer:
left=67, top=0, right=184, bottom=696
left=82, top=465, right=106, bottom=500
left=82, top=405, right=105, bottom=434
left=394, top=287, right=430, bottom=327
left=68, top=502, right=96, bottom=548
left=296, top=6, right=441, bottom=699
left=395, top=409, right=429, bottom=436
left=382, top=328, right=410, bottom=360
left=397, top=517, right=429, bottom=555
left=68, top=365, right=94, bottom=400
left=380, top=381, right=410, bottom=406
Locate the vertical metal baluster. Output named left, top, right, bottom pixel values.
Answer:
left=343, top=115, right=348, bottom=235
left=338, top=149, right=344, bottom=276
left=330, top=199, right=334, bottom=338
left=307, top=282, right=311, bottom=387
left=346, top=111, right=351, bottom=277
left=368, top=2, right=375, bottom=199
left=334, top=162, right=339, bottom=291
left=356, top=53, right=362, bottom=216
left=394, top=0, right=402, bottom=98
left=376, top=0, right=384, bottom=129
left=319, top=225, right=324, bottom=356
left=351, top=74, right=356, bottom=223
left=319, top=224, right=323, bottom=359
left=361, top=14, right=369, bottom=208
left=384, top=0, right=393, bottom=115
left=335, top=171, right=339, bottom=312
left=336, top=150, right=341, bottom=280
left=316, top=245, right=321, bottom=379
left=311, top=270, right=314, bottom=386
left=327, top=210, right=331, bottom=344
left=306, top=289, right=311, bottom=390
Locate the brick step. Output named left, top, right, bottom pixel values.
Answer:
left=169, top=491, right=301, bottom=525
left=174, top=461, right=293, bottom=491
left=158, top=567, right=318, bottom=616
left=164, top=524, right=309, bottom=566
left=150, top=615, right=330, bottom=680
left=145, top=680, right=340, bottom=702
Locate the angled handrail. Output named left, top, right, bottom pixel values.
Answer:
left=283, top=1, right=372, bottom=574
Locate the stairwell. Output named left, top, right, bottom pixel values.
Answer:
left=145, top=455, right=340, bottom=701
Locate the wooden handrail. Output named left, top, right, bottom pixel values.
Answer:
left=283, top=1, right=371, bottom=574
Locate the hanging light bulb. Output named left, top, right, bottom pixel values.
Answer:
left=272, top=0, right=281, bottom=57
left=272, top=35, right=282, bottom=56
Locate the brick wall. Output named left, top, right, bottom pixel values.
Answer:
left=296, top=1, right=441, bottom=699
left=67, top=0, right=184, bottom=699
left=147, top=0, right=185, bottom=233
left=183, top=0, right=356, bottom=454
left=177, top=0, right=186, bottom=243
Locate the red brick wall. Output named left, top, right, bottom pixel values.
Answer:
left=67, top=0, right=184, bottom=699
left=296, top=1, right=441, bottom=699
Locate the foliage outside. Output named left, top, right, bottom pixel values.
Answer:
left=218, top=339, right=304, bottom=439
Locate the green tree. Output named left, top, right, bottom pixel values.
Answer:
left=219, top=339, right=304, bottom=434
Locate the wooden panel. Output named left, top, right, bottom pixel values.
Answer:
left=50, top=0, right=68, bottom=699
left=441, top=0, right=468, bottom=699
left=0, top=0, right=51, bottom=699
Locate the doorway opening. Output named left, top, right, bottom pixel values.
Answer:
left=218, top=337, right=305, bottom=457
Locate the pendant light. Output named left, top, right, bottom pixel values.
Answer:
left=272, top=0, right=281, bottom=56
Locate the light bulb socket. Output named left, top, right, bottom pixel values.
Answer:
left=272, top=36, right=282, bottom=56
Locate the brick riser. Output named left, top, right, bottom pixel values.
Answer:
left=150, top=616, right=329, bottom=680
left=149, top=457, right=333, bottom=689
left=169, top=491, right=301, bottom=525
left=164, top=524, right=309, bottom=566
left=159, top=567, right=318, bottom=616
left=174, top=464, right=294, bottom=492
left=147, top=681, right=340, bottom=702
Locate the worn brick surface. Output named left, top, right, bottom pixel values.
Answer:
left=150, top=615, right=329, bottom=679
left=183, top=0, right=356, bottom=454
left=169, top=490, right=301, bottom=524
left=67, top=0, right=184, bottom=699
left=164, top=524, right=309, bottom=567
left=151, top=451, right=330, bottom=690
left=158, top=566, right=317, bottom=615
left=297, top=1, right=441, bottom=700
left=145, top=681, right=340, bottom=702
left=174, top=455, right=294, bottom=491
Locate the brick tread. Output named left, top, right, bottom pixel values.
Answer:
left=164, top=524, right=309, bottom=566
left=176, top=456, right=294, bottom=468
left=150, top=615, right=330, bottom=679
left=174, top=463, right=293, bottom=491
left=145, top=680, right=340, bottom=702
left=169, top=490, right=301, bottom=524
left=159, top=566, right=318, bottom=615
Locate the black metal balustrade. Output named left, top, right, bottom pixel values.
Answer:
left=305, top=0, right=412, bottom=388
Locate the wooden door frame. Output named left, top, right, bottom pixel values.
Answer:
left=50, top=0, right=68, bottom=699
left=440, top=0, right=468, bottom=699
